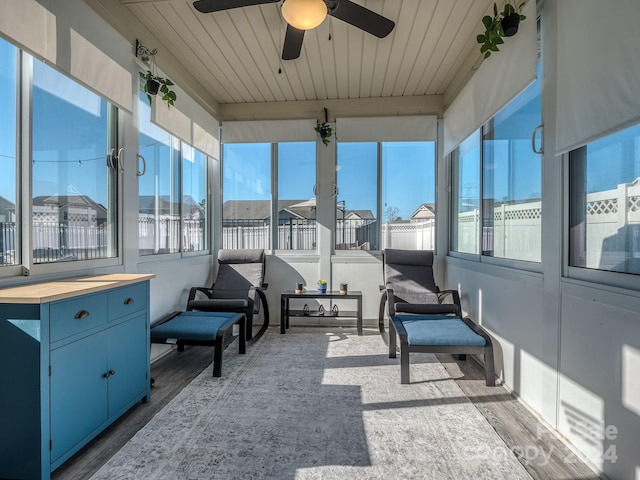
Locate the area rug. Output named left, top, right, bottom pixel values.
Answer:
left=91, top=328, right=532, bottom=480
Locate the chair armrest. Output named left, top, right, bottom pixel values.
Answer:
left=188, top=286, right=214, bottom=303
left=386, top=288, right=397, bottom=317
left=437, top=289, right=461, bottom=311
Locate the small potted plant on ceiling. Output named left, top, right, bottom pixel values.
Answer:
left=476, top=2, right=526, bottom=58
left=140, top=69, right=177, bottom=108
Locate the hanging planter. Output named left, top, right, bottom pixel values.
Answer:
left=315, top=107, right=334, bottom=146
left=140, top=70, right=177, bottom=108
left=145, top=77, right=160, bottom=95
left=476, top=2, right=526, bottom=58
left=500, top=2, right=525, bottom=36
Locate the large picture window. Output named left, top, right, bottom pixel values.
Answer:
left=277, top=142, right=316, bottom=250
left=0, top=39, right=18, bottom=267
left=138, top=92, right=181, bottom=256
left=482, top=76, right=542, bottom=262
left=222, top=143, right=272, bottom=249
left=381, top=142, right=436, bottom=250
left=451, top=131, right=481, bottom=255
left=182, top=145, right=208, bottom=252
left=336, top=143, right=379, bottom=250
left=32, top=58, right=118, bottom=264
left=569, top=123, right=640, bottom=275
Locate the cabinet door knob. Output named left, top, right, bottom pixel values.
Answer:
left=103, top=369, right=116, bottom=378
left=123, top=297, right=134, bottom=305
left=74, top=310, right=90, bottom=319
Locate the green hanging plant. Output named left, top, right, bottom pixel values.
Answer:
left=315, top=121, right=334, bottom=146
left=140, top=70, right=177, bottom=108
left=476, top=2, right=526, bottom=58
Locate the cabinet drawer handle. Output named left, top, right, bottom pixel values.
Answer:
left=74, top=310, right=90, bottom=319
left=123, top=297, right=135, bottom=305
left=103, top=369, right=116, bottom=379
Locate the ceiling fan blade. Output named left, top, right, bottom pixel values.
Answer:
left=282, top=24, right=305, bottom=60
left=193, top=0, right=278, bottom=14
left=328, top=0, right=395, bottom=38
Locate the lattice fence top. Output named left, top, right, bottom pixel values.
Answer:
left=587, top=198, right=617, bottom=216
left=629, top=196, right=640, bottom=213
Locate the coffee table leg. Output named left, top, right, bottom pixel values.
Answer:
left=280, top=296, right=286, bottom=334
left=357, top=295, right=362, bottom=336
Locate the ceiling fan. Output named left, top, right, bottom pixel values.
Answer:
left=192, top=0, right=395, bottom=60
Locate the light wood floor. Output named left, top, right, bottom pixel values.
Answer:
left=52, top=330, right=600, bottom=480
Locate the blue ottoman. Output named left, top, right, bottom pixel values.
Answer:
left=151, top=311, right=246, bottom=377
left=389, top=314, right=495, bottom=386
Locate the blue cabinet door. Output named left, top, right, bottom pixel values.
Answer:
left=50, top=331, right=108, bottom=463
left=107, top=314, right=148, bottom=417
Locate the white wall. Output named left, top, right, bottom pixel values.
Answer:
left=441, top=2, right=640, bottom=479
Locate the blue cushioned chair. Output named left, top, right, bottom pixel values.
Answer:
left=187, top=249, right=269, bottom=341
left=380, top=249, right=495, bottom=386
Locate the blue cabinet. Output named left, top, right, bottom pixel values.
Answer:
left=0, top=274, right=154, bottom=480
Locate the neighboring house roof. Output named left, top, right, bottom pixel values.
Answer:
left=223, top=200, right=315, bottom=222
left=139, top=195, right=204, bottom=218
left=0, top=195, right=15, bottom=212
left=32, top=195, right=108, bottom=218
left=410, top=203, right=436, bottom=220
left=345, top=210, right=375, bottom=221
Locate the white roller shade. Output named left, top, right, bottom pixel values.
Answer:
left=222, top=119, right=317, bottom=143
left=555, top=0, right=640, bottom=154
left=443, top=0, right=537, bottom=156
left=0, top=0, right=134, bottom=112
left=336, top=116, right=437, bottom=142
left=0, top=0, right=56, bottom=63
left=150, top=73, right=220, bottom=159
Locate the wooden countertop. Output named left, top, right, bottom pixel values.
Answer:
left=0, top=273, right=156, bottom=304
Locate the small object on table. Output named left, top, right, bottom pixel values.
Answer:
left=303, top=304, right=309, bottom=315
left=318, top=305, right=325, bottom=315
left=339, top=283, right=348, bottom=295
left=332, top=304, right=339, bottom=316
left=295, top=282, right=304, bottom=294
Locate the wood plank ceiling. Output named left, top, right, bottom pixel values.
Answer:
left=89, top=0, right=499, bottom=118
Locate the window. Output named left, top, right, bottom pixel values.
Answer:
left=31, top=58, right=118, bottom=264
left=336, top=141, right=436, bottom=251
left=222, top=143, right=271, bottom=249
left=451, top=131, right=481, bottom=255
left=138, top=92, right=181, bottom=255
left=482, top=77, right=542, bottom=262
left=277, top=142, right=316, bottom=249
left=381, top=142, right=436, bottom=250
left=336, top=143, right=379, bottom=250
left=451, top=74, right=542, bottom=262
left=569, top=123, right=640, bottom=275
left=0, top=39, right=18, bottom=267
left=182, top=145, right=208, bottom=252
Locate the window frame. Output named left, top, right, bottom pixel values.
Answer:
left=25, top=52, right=122, bottom=277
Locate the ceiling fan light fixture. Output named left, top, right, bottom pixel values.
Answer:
left=281, top=0, right=327, bottom=30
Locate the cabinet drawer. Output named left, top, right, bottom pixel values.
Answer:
left=50, top=293, right=108, bottom=343
left=108, top=282, right=147, bottom=321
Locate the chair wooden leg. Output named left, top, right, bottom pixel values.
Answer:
left=239, top=316, right=247, bottom=355
left=213, top=332, right=224, bottom=377
left=484, top=343, right=496, bottom=386
left=389, top=321, right=397, bottom=358
left=400, top=344, right=410, bottom=384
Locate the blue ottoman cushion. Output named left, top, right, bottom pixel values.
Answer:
left=394, top=314, right=486, bottom=347
left=151, top=312, right=243, bottom=342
